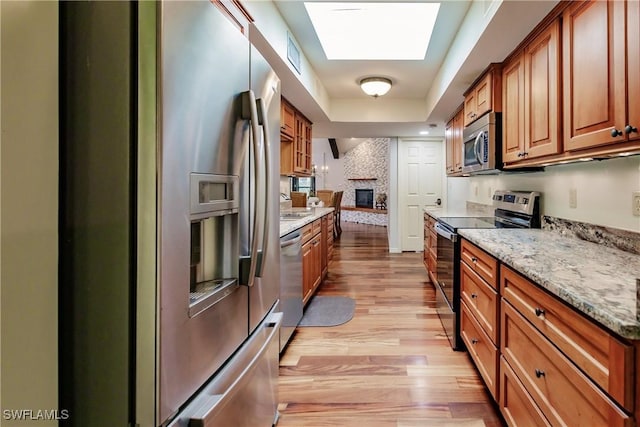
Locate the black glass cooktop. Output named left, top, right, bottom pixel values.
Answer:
left=437, top=216, right=497, bottom=231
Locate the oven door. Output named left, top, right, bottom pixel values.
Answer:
left=434, top=222, right=461, bottom=350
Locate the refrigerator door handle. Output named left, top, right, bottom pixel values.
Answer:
left=242, top=90, right=263, bottom=287
left=256, top=98, right=270, bottom=277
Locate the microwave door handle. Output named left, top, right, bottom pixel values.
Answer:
left=242, top=90, right=262, bottom=287
left=474, top=132, right=484, bottom=165
left=256, top=98, right=270, bottom=277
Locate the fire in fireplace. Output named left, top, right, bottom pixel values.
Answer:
left=355, top=189, right=374, bottom=209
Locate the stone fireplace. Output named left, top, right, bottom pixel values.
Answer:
left=355, top=189, right=374, bottom=209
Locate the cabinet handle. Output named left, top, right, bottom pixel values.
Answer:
left=535, top=369, right=545, bottom=378
left=534, top=307, right=545, bottom=317
left=471, top=293, right=478, bottom=299
left=471, top=338, right=479, bottom=345
left=471, top=257, right=478, bottom=263
left=611, top=128, right=623, bottom=137
left=522, top=151, right=528, bottom=157
left=625, top=125, right=638, bottom=134
left=517, top=152, right=523, bottom=158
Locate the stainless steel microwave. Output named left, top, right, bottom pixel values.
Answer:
left=462, top=112, right=502, bottom=175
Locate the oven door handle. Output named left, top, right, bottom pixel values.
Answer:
left=434, top=222, right=457, bottom=242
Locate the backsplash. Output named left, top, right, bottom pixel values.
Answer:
left=543, top=216, right=640, bottom=256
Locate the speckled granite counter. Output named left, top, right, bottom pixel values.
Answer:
left=279, top=207, right=334, bottom=237
left=459, top=228, right=640, bottom=340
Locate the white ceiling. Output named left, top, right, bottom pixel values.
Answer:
left=263, top=0, right=560, bottom=141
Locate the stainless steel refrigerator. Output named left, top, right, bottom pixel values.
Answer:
left=60, top=1, right=282, bottom=426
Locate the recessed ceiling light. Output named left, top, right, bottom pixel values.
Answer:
left=304, top=2, right=441, bottom=60
left=419, top=131, right=430, bottom=135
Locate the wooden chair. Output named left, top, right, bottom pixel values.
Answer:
left=316, top=190, right=334, bottom=207
left=290, top=191, right=307, bottom=208
left=331, top=191, right=343, bottom=239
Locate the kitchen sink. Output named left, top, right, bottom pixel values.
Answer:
left=280, top=210, right=314, bottom=220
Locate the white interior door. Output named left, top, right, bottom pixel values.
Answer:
left=399, top=139, right=442, bottom=251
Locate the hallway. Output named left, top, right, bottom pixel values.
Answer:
left=277, top=222, right=504, bottom=427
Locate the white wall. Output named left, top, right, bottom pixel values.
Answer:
left=1, top=1, right=58, bottom=424
left=466, top=156, right=640, bottom=232
left=311, top=138, right=345, bottom=191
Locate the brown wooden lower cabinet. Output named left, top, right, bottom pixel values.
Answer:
left=460, top=238, right=636, bottom=427
left=501, top=300, right=631, bottom=427
left=500, top=356, right=551, bottom=427
left=302, top=213, right=333, bottom=305
left=461, top=301, right=499, bottom=400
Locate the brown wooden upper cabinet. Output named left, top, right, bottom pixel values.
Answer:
left=280, top=98, right=295, bottom=141
left=503, top=18, right=562, bottom=165
left=563, top=0, right=639, bottom=151
left=445, top=106, right=464, bottom=175
left=464, top=64, right=502, bottom=127
left=280, top=98, right=313, bottom=176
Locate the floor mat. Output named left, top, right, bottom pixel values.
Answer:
left=298, top=296, right=355, bottom=327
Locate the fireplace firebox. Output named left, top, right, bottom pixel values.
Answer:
left=355, top=189, right=374, bottom=209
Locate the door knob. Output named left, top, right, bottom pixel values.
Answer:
left=625, top=125, right=638, bottom=134
left=611, top=128, right=623, bottom=137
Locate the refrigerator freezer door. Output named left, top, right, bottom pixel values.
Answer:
left=167, top=310, right=282, bottom=427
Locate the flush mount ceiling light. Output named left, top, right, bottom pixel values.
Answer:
left=360, top=77, right=392, bottom=98
left=304, top=2, right=441, bottom=60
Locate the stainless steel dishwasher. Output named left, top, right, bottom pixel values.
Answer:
left=279, top=229, right=303, bottom=352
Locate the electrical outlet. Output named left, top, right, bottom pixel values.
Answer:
left=569, top=188, right=577, bottom=209
left=633, top=191, right=640, bottom=216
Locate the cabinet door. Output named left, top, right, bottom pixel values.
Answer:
left=303, top=119, right=313, bottom=173
left=628, top=0, right=640, bottom=141
left=311, top=236, right=322, bottom=291
left=475, top=72, right=493, bottom=118
left=281, top=99, right=295, bottom=141
left=445, top=119, right=454, bottom=174
left=563, top=0, right=626, bottom=151
left=464, top=92, right=477, bottom=127
left=453, top=110, right=463, bottom=172
left=302, top=240, right=313, bottom=304
left=524, top=19, right=561, bottom=158
left=502, top=53, right=525, bottom=163
left=293, top=113, right=306, bottom=174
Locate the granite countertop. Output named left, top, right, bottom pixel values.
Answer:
left=279, top=207, right=334, bottom=237
left=459, top=228, right=640, bottom=340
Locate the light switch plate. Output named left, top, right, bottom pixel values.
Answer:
left=569, top=188, right=577, bottom=209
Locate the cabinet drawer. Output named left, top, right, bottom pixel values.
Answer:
left=301, top=223, right=314, bottom=245
left=500, top=265, right=634, bottom=410
left=501, top=301, right=631, bottom=427
left=500, top=356, right=551, bottom=427
left=461, top=261, right=499, bottom=345
left=312, top=218, right=322, bottom=236
left=461, top=239, right=498, bottom=288
left=461, top=302, right=499, bottom=400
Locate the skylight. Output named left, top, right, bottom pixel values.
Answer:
left=304, top=2, right=441, bottom=60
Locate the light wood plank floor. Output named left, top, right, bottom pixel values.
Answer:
left=277, top=222, right=504, bottom=427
